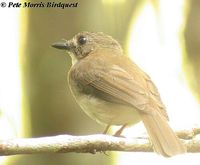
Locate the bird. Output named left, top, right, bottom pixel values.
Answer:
left=52, top=31, right=186, bottom=157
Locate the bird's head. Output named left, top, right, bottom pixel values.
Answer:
left=52, top=31, right=122, bottom=64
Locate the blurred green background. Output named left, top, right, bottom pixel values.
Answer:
left=0, top=0, right=200, bottom=164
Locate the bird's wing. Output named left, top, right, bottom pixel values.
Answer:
left=77, top=63, right=153, bottom=114
left=144, top=74, right=168, bottom=118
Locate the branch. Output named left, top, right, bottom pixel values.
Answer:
left=0, top=128, right=200, bottom=156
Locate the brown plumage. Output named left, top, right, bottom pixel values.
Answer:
left=52, top=31, right=186, bottom=157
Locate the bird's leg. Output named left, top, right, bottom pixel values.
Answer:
left=103, top=125, right=110, bottom=134
left=114, top=124, right=127, bottom=137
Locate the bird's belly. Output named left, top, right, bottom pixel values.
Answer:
left=77, top=94, right=141, bottom=126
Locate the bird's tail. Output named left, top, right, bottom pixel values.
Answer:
left=140, top=110, right=186, bottom=157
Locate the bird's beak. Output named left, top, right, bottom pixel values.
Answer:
left=51, top=41, right=70, bottom=50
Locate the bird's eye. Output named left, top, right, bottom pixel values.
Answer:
left=78, top=36, right=87, bottom=45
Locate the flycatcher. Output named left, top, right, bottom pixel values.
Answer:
left=52, top=31, right=186, bottom=157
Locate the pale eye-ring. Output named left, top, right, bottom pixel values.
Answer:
left=78, top=36, right=87, bottom=45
